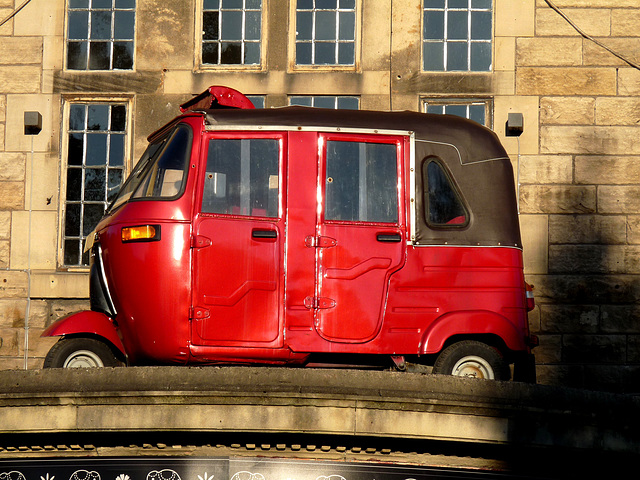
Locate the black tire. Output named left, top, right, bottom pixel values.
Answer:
left=43, top=337, right=123, bottom=368
left=432, top=340, right=510, bottom=381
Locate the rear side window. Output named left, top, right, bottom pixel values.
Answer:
left=423, top=159, right=467, bottom=227
left=202, top=138, right=280, bottom=217
left=325, top=141, right=398, bottom=223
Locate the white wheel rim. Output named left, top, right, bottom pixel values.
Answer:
left=63, top=349, right=104, bottom=368
left=451, top=355, right=495, bottom=379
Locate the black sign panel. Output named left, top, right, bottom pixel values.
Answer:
left=0, top=457, right=519, bottom=480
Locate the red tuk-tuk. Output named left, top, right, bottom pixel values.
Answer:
left=43, top=86, right=537, bottom=381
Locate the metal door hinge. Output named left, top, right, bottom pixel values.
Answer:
left=304, top=235, right=336, bottom=248
left=190, top=307, right=210, bottom=320
left=304, top=296, right=336, bottom=309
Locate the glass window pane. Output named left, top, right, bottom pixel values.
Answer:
left=84, top=168, right=106, bottom=201
left=246, top=0, right=261, bottom=9
left=298, top=0, right=313, bottom=9
left=424, top=0, right=444, bottom=7
left=314, top=97, right=336, bottom=109
left=325, top=142, right=397, bottom=223
left=93, top=0, right=112, bottom=8
left=68, top=133, right=84, bottom=165
left=316, top=11, right=336, bottom=40
left=220, top=42, right=242, bottom=63
left=202, top=42, right=219, bottom=63
left=424, top=160, right=467, bottom=226
left=83, top=204, right=105, bottom=235
left=65, top=204, right=81, bottom=236
left=423, top=41, right=444, bottom=70
left=315, top=42, right=335, bottom=64
left=469, top=104, right=486, bottom=125
left=471, top=11, right=491, bottom=40
left=203, top=11, right=219, bottom=40
left=69, top=104, right=86, bottom=130
left=244, top=42, right=260, bottom=64
left=66, top=168, right=82, bottom=201
left=296, top=11, right=312, bottom=40
left=296, top=42, right=312, bottom=64
left=472, top=0, right=491, bottom=8
left=69, top=0, right=89, bottom=7
left=337, top=97, right=359, bottom=110
left=447, top=41, right=468, bottom=70
left=290, top=96, right=312, bottom=106
left=91, top=11, right=112, bottom=40
left=88, top=41, right=110, bottom=69
left=316, top=0, right=337, bottom=8
left=115, top=0, right=136, bottom=8
left=470, top=42, right=491, bottom=71
left=113, top=42, right=134, bottom=69
left=114, top=10, right=135, bottom=39
left=222, top=0, right=242, bottom=7
left=108, top=169, right=124, bottom=202
left=86, top=133, right=108, bottom=166
left=444, top=105, right=467, bottom=118
left=338, top=42, right=354, bottom=64
left=88, top=104, right=109, bottom=130
left=447, top=11, right=468, bottom=40
left=64, top=239, right=80, bottom=265
left=338, top=11, right=354, bottom=40
left=68, top=11, right=89, bottom=39
left=111, top=105, right=126, bottom=131
left=245, top=11, right=261, bottom=40
left=204, top=0, right=219, bottom=9
left=109, top=133, right=125, bottom=166
left=449, top=0, right=468, bottom=8
left=67, top=41, right=88, bottom=70
left=339, top=0, right=355, bottom=8
left=220, top=10, right=242, bottom=40
left=423, top=10, right=444, bottom=40
left=426, top=105, right=445, bottom=115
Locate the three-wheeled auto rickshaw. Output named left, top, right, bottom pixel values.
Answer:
left=43, top=86, right=537, bottom=381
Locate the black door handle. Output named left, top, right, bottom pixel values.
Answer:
left=377, top=233, right=401, bottom=242
left=252, top=229, right=277, bottom=239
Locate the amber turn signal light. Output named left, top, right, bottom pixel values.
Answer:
left=121, top=225, right=161, bottom=243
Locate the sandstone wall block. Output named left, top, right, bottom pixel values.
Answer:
left=549, top=214, right=627, bottom=244
left=519, top=185, right=596, bottom=214
left=540, top=97, right=595, bottom=125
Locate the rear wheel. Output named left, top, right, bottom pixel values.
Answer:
left=43, top=337, right=123, bottom=368
left=432, top=340, right=510, bottom=381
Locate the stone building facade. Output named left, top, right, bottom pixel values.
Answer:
left=0, top=0, right=639, bottom=392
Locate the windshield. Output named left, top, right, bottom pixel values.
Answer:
left=108, top=124, right=192, bottom=212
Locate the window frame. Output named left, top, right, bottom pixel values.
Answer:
left=199, top=132, right=285, bottom=220
left=289, top=0, right=362, bottom=72
left=421, top=0, right=493, bottom=73
left=289, top=95, right=360, bottom=109
left=320, top=133, right=402, bottom=226
left=196, top=0, right=267, bottom=71
left=64, top=0, right=137, bottom=72
left=421, top=156, right=469, bottom=229
left=421, top=97, right=493, bottom=128
left=58, top=96, right=133, bottom=270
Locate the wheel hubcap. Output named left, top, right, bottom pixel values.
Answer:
left=451, top=355, right=494, bottom=379
left=63, top=350, right=104, bottom=368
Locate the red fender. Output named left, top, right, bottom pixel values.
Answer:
left=420, top=310, right=526, bottom=355
left=41, top=310, right=126, bottom=357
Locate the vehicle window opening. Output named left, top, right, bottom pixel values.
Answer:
left=132, top=125, right=192, bottom=200
left=108, top=133, right=169, bottom=212
left=202, top=138, right=279, bottom=217
left=325, top=141, right=398, bottom=223
left=423, top=158, right=468, bottom=227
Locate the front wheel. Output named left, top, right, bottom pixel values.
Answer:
left=432, top=340, right=510, bottom=381
left=43, top=337, right=124, bottom=368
